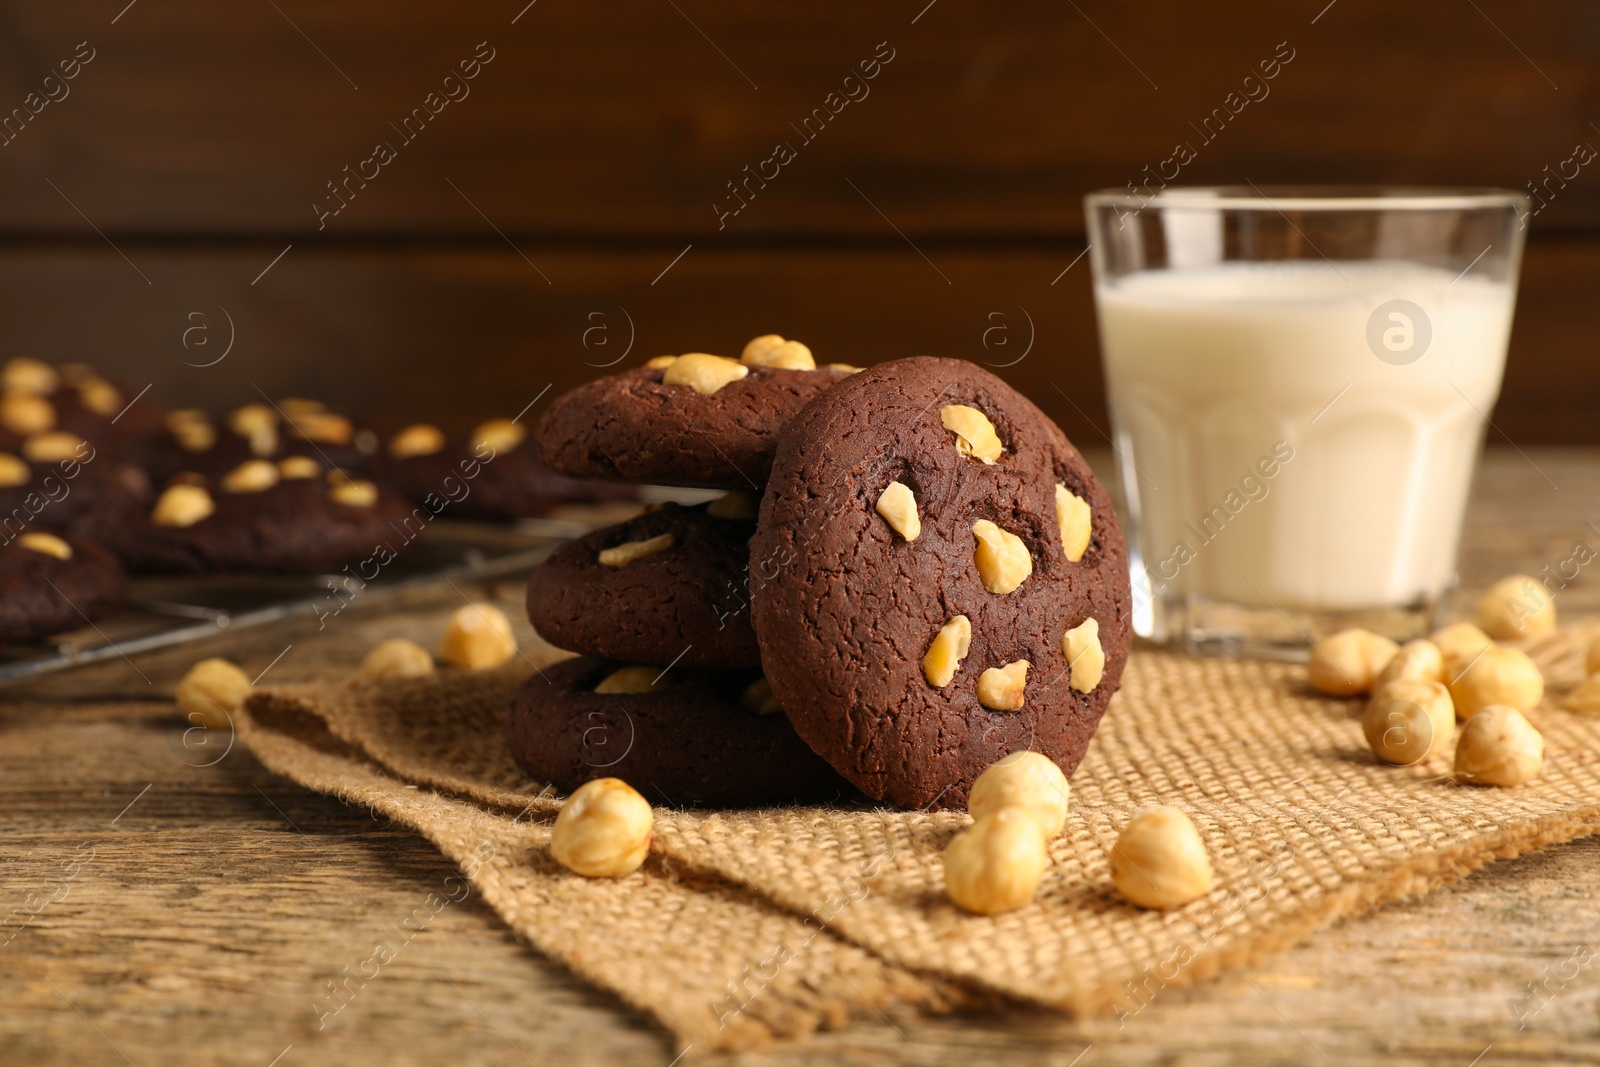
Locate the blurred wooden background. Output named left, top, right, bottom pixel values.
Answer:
left=0, top=0, right=1596, bottom=440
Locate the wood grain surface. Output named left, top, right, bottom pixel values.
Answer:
left=3, top=448, right=1600, bottom=1066
left=1, top=1, right=1596, bottom=235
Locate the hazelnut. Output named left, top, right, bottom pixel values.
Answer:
left=968, top=751, right=1069, bottom=837
left=1063, top=617, right=1105, bottom=693
left=0, top=453, right=30, bottom=488
left=874, top=481, right=920, bottom=542
left=1560, top=674, right=1600, bottom=714
left=0, top=393, right=56, bottom=435
left=175, top=658, right=252, bottom=731
left=922, top=615, right=972, bottom=688
left=170, top=417, right=217, bottom=453
left=706, top=492, right=759, bottom=520
left=151, top=484, right=215, bottom=527
left=221, top=459, right=279, bottom=493
left=972, top=519, right=1032, bottom=594
left=278, top=456, right=320, bottom=479
left=1477, top=574, right=1556, bottom=641
left=292, top=411, right=354, bottom=445
left=329, top=480, right=379, bottom=507
left=389, top=423, right=446, bottom=459
left=227, top=403, right=278, bottom=436
left=977, top=659, right=1030, bottom=712
left=1307, top=628, right=1399, bottom=697
left=1055, top=484, right=1091, bottom=563
left=1431, top=621, right=1494, bottom=673
left=1587, top=635, right=1600, bottom=677
left=598, top=533, right=673, bottom=567
left=740, top=335, right=815, bottom=370
left=17, top=532, right=72, bottom=560
left=1, top=357, right=58, bottom=395
left=740, top=334, right=784, bottom=361
left=940, top=404, right=1004, bottom=464
left=75, top=376, right=121, bottom=416
left=1362, top=678, right=1455, bottom=765
left=943, top=807, right=1049, bottom=915
left=357, top=639, right=436, bottom=682
left=23, top=432, right=86, bottom=463
left=278, top=397, right=326, bottom=418
left=472, top=418, right=526, bottom=454
left=1455, top=706, right=1544, bottom=786
left=594, top=666, right=675, bottom=694
left=741, top=677, right=782, bottom=715
left=661, top=353, right=749, bottom=395
left=1374, top=639, right=1444, bottom=689
left=1447, top=645, right=1544, bottom=719
left=550, top=777, right=653, bottom=878
left=645, top=355, right=677, bottom=369
left=1110, top=807, right=1213, bottom=909
left=438, top=603, right=518, bottom=669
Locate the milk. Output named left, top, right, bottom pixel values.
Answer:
left=1095, top=261, right=1515, bottom=621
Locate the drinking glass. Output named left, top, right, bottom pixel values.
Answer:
left=1084, top=186, right=1529, bottom=658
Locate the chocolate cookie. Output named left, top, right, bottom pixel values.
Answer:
left=537, top=344, right=857, bottom=489
left=0, top=440, right=150, bottom=534
left=0, top=359, right=157, bottom=453
left=525, top=497, right=759, bottom=669
left=749, top=357, right=1132, bottom=811
left=381, top=418, right=635, bottom=520
left=503, top=656, right=854, bottom=807
left=73, top=459, right=417, bottom=574
left=134, top=399, right=376, bottom=484
left=0, top=531, right=127, bottom=644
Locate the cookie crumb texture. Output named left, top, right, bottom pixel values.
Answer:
left=750, top=357, right=1132, bottom=810
left=525, top=502, right=760, bottom=669
left=535, top=363, right=853, bottom=489
left=503, top=656, right=853, bottom=808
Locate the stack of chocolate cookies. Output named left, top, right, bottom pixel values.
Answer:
left=514, top=340, right=1135, bottom=812
left=512, top=336, right=857, bottom=807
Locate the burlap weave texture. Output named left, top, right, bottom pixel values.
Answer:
left=239, top=622, right=1600, bottom=1051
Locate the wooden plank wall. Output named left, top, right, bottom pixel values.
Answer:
left=0, top=1, right=1596, bottom=441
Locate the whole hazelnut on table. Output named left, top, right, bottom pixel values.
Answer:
left=1307, top=628, right=1398, bottom=696
left=1110, top=807, right=1213, bottom=910
left=438, top=603, right=519, bottom=669
left=550, top=778, right=654, bottom=878
left=967, top=751, right=1070, bottom=837
left=1362, top=678, right=1455, bottom=766
left=966, top=751, right=1068, bottom=844
left=1374, top=639, right=1444, bottom=689
left=943, top=807, right=1049, bottom=916
left=1430, top=621, right=1494, bottom=673
left=1476, top=574, right=1556, bottom=641
left=357, top=638, right=436, bottom=682
left=175, top=658, right=252, bottom=730
left=1446, top=645, right=1544, bottom=719
left=1455, top=706, right=1544, bottom=787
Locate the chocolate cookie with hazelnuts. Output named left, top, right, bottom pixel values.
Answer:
left=749, top=357, right=1133, bottom=811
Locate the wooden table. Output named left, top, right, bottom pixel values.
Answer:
left=5, top=448, right=1599, bottom=1067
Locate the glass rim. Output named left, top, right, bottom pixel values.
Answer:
left=1085, top=185, right=1529, bottom=213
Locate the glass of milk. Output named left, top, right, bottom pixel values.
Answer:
left=1084, top=187, right=1529, bottom=658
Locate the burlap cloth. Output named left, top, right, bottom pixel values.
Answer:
left=238, top=622, right=1600, bottom=1053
